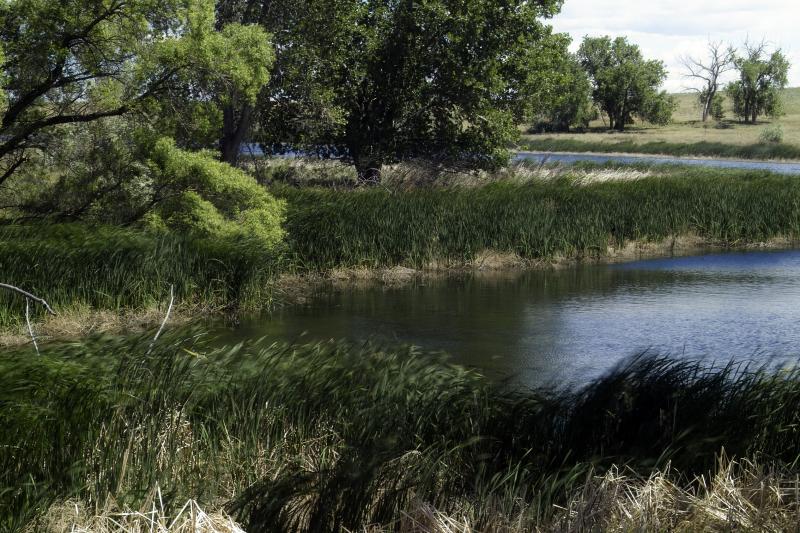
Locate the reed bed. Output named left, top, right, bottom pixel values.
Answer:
left=277, top=165, right=800, bottom=270
left=0, top=224, right=282, bottom=330
left=4, top=334, right=800, bottom=531
left=4, top=164, right=800, bottom=337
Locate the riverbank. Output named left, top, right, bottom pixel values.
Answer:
left=3, top=166, right=800, bottom=345
left=519, top=137, right=800, bottom=162
left=5, top=334, right=800, bottom=531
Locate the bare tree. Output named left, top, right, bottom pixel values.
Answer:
left=680, top=40, right=736, bottom=122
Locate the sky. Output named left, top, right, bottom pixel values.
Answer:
left=549, top=0, right=800, bottom=93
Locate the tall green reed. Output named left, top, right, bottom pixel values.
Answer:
left=276, top=167, right=800, bottom=270
left=4, top=334, right=800, bottom=531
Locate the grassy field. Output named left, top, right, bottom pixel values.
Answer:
left=522, top=87, right=800, bottom=159
left=5, top=333, right=800, bottom=531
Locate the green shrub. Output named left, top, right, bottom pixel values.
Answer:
left=759, top=124, right=785, bottom=144
left=710, top=93, right=726, bottom=121
left=149, top=138, right=286, bottom=248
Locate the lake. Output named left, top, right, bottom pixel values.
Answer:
left=210, top=249, right=800, bottom=386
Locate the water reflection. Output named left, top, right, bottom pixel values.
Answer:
left=212, top=249, right=800, bottom=386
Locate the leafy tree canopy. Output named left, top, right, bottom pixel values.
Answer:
left=233, top=0, right=564, bottom=181
left=727, top=41, right=789, bottom=124
left=578, top=36, right=674, bottom=131
left=0, top=0, right=273, bottom=184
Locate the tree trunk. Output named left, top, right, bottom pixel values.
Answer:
left=220, top=97, right=253, bottom=167
left=701, top=91, right=712, bottom=122
left=355, top=158, right=382, bottom=184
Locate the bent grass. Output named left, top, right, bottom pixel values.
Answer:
left=5, top=335, right=800, bottom=531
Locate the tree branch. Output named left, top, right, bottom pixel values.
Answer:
left=0, top=283, right=56, bottom=315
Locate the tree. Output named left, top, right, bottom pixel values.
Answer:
left=0, top=0, right=273, bottom=184
left=226, top=0, right=562, bottom=181
left=578, top=36, right=674, bottom=131
left=726, top=40, right=789, bottom=124
left=215, top=0, right=354, bottom=165
left=340, top=0, right=568, bottom=181
left=680, top=40, right=735, bottom=122
left=544, top=52, right=596, bottom=132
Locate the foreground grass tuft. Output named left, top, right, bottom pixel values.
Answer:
left=4, top=334, right=800, bottom=531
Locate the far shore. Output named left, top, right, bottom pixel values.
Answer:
left=2, top=235, right=794, bottom=348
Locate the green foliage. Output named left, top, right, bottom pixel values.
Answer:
left=710, top=93, right=726, bottom=121
left=759, top=124, right=784, bottom=144
left=0, top=0, right=273, bottom=183
left=5, top=335, right=800, bottom=530
left=151, top=17, right=274, bottom=148
left=578, top=36, right=673, bottom=130
left=533, top=44, right=597, bottom=132
left=148, top=138, right=285, bottom=247
left=640, top=92, right=677, bottom=126
left=276, top=167, right=800, bottom=269
left=727, top=42, right=790, bottom=123
left=2, top=124, right=286, bottom=250
left=0, top=223, right=281, bottom=329
left=250, top=0, right=563, bottom=179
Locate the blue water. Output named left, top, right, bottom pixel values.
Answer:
left=240, top=143, right=800, bottom=175
left=515, top=151, right=800, bottom=175
left=213, top=249, right=800, bottom=386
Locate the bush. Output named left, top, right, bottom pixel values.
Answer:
left=710, top=93, right=726, bottom=122
left=149, top=138, right=286, bottom=248
left=759, top=124, right=784, bottom=144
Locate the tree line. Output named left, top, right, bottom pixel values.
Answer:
left=0, top=0, right=793, bottom=204
left=681, top=39, right=789, bottom=125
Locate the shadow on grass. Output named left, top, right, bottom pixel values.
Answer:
left=3, top=333, right=800, bottom=530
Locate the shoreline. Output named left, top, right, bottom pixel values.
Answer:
left=2, top=235, right=795, bottom=348
left=515, top=149, right=800, bottom=166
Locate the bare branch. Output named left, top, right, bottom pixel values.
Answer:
left=25, top=298, right=40, bottom=356
left=147, top=284, right=174, bottom=355
left=0, top=283, right=56, bottom=315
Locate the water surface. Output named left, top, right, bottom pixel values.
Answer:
left=212, top=249, right=800, bottom=386
left=516, top=151, right=800, bottom=175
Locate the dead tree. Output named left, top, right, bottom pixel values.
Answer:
left=680, top=41, right=736, bottom=122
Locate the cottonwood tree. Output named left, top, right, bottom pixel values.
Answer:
left=214, top=0, right=352, bottom=166
left=680, top=40, right=735, bottom=122
left=578, top=36, right=675, bottom=131
left=0, top=0, right=273, bottom=185
left=544, top=51, right=596, bottom=132
left=223, top=0, right=565, bottom=181
left=337, top=0, right=567, bottom=182
left=726, top=40, right=789, bottom=124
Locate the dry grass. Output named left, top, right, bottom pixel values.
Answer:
left=33, top=459, right=800, bottom=533
left=28, top=497, right=244, bottom=533
left=522, top=87, right=800, bottom=152
left=0, top=302, right=197, bottom=347
left=383, top=457, right=800, bottom=533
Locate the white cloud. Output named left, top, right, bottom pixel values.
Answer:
left=549, top=0, right=800, bottom=92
